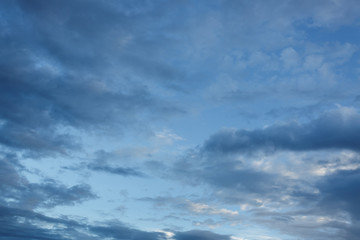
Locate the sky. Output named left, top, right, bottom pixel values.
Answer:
left=1, top=0, right=360, bottom=239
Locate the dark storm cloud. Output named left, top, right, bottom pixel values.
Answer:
left=0, top=156, right=97, bottom=210
left=204, top=107, right=360, bottom=154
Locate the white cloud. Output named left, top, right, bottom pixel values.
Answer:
left=155, top=230, right=175, bottom=240
left=281, top=47, right=299, bottom=69
left=186, top=200, right=239, bottom=217
left=154, top=129, right=183, bottom=145
left=231, top=236, right=246, bottom=240
left=304, top=55, right=324, bottom=70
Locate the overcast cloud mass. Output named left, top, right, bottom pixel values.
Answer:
left=1, top=0, right=360, bottom=239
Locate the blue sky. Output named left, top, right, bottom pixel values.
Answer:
left=1, top=0, right=360, bottom=239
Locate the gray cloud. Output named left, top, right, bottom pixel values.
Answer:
left=173, top=147, right=288, bottom=198
left=317, top=169, right=360, bottom=221
left=251, top=210, right=355, bottom=240
left=0, top=60, right=165, bottom=155
left=0, top=156, right=97, bottom=210
left=138, top=196, right=238, bottom=217
left=89, top=224, right=165, bottom=240
left=88, top=164, right=145, bottom=177
left=64, top=150, right=147, bottom=177
left=173, top=230, right=230, bottom=240
left=0, top=205, right=162, bottom=240
left=172, top=108, right=360, bottom=239
left=1, top=0, right=358, bottom=157
left=204, top=107, right=360, bottom=154
left=0, top=0, right=183, bottom=156
left=1, top=1, right=360, bottom=240
left=172, top=150, right=360, bottom=240
left=0, top=205, right=231, bottom=240
left=87, top=150, right=146, bottom=177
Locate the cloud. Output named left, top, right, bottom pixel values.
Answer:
left=0, top=206, right=73, bottom=240
left=317, top=168, right=360, bottom=220
left=154, top=129, right=184, bottom=146
left=0, top=60, right=166, bottom=155
left=88, top=163, right=145, bottom=177
left=0, top=155, right=97, bottom=210
left=173, top=230, right=230, bottom=240
left=204, top=107, right=360, bottom=154
left=64, top=150, right=147, bottom=177
left=0, top=123, right=78, bottom=156
left=280, top=47, right=299, bottom=69
left=186, top=201, right=238, bottom=217
left=171, top=108, right=360, bottom=239
left=89, top=223, right=165, bottom=240
left=171, top=151, right=360, bottom=240
left=0, top=205, right=164, bottom=240
left=1, top=1, right=360, bottom=240
left=0, top=0, right=183, bottom=156
left=1, top=0, right=358, bottom=157
left=0, top=204, right=233, bottom=240
left=139, top=196, right=238, bottom=218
